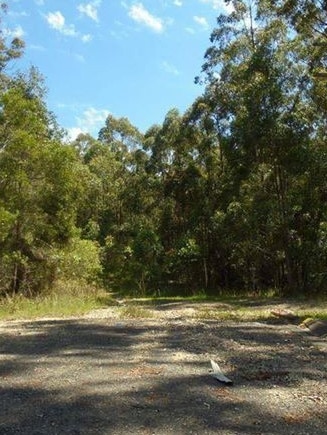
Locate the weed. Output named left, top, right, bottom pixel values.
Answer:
left=0, top=279, right=112, bottom=320
left=195, top=306, right=272, bottom=322
left=118, top=305, right=153, bottom=319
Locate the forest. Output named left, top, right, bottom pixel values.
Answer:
left=0, top=0, right=327, bottom=300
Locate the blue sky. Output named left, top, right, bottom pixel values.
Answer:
left=3, top=0, right=232, bottom=139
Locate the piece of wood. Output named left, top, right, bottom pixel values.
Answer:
left=210, top=360, right=233, bottom=385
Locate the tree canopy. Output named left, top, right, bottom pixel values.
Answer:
left=1, top=1, right=327, bottom=297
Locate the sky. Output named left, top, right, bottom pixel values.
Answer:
left=3, top=0, right=232, bottom=140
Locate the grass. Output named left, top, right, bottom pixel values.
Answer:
left=118, top=305, right=153, bottom=319
left=194, top=306, right=274, bottom=322
left=296, top=308, right=327, bottom=322
left=194, top=298, right=327, bottom=322
left=1, top=283, right=327, bottom=323
left=0, top=280, right=113, bottom=321
left=120, top=287, right=280, bottom=305
left=118, top=292, right=327, bottom=322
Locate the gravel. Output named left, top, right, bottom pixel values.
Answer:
left=0, top=302, right=326, bottom=434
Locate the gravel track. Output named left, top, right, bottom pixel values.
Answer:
left=0, top=302, right=326, bottom=434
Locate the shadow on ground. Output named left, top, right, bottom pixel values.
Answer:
left=0, top=306, right=326, bottom=434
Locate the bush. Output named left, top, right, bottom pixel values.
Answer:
left=51, top=238, right=102, bottom=284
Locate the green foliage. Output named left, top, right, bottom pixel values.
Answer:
left=51, top=238, right=102, bottom=284
left=0, top=207, right=16, bottom=242
left=0, top=280, right=108, bottom=320
left=1, top=1, right=327, bottom=300
left=0, top=4, right=24, bottom=74
left=0, top=41, right=99, bottom=296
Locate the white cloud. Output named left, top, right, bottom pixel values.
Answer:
left=46, top=11, right=78, bottom=37
left=11, top=25, right=25, bottom=38
left=78, top=1, right=101, bottom=22
left=45, top=11, right=92, bottom=42
left=66, top=127, right=85, bottom=141
left=193, top=15, right=209, bottom=29
left=173, top=0, right=183, bottom=6
left=81, top=107, right=110, bottom=129
left=3, top=25, right=25, bottom=39
left=200, top=0, right=234, bottom=14
left=46, top=11, right=65, bottom=29
left=81, top=33, right=93, bottom=43
left=66, top=107, right=110, bottom=140
left=161, top=60, right=180, bottom=76
left=128, top=3, right=164, bottom=33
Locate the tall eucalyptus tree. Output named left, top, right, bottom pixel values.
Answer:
left=196, top=0, right=326, bottom=294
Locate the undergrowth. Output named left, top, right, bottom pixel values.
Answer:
left=0, top=279, right=112, bottom=320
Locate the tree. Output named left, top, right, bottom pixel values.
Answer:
left=0, top=71, right=93, bottom=295
left=98, top=114, right=143, bottom=153
left=0, top=2, right=24, bottom=90
left=195, top=0, right=327, bottom=294
left=273, top=0, right=327, bottom=38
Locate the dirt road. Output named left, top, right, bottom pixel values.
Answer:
left=0, top=302, right=326, bottom=434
